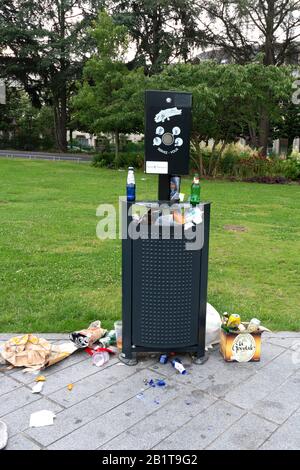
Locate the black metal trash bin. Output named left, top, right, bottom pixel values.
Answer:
left=121, top=200, right=210, bottom=365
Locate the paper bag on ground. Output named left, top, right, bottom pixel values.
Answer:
left=47, top=342, right=78, bottom=367
left=0, top=334, right=78, bottom=370
left=1, top=335, right=52, bottom=369
left=69, top=320, right=107, bottom=348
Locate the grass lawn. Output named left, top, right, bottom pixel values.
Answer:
left=0, top=159, right=299, bottom=333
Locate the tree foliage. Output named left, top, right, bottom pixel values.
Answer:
left=73, top=11, right=146, bottom=157
left=0, top=87, right=55, bottom=150
left=0, top=0, right=105, bottom=151
left=197, top=0, right=300, bottom=66
left=147, top=61, right=294, bottom=173
left=110, top=0, right=202, bottom=74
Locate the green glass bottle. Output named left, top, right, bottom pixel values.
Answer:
left=190, top=173, right=200, bottom=206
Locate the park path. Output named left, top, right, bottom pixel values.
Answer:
left=0, top=150, right=92, bottom=162
left=1, top=331, right=300, bottom=450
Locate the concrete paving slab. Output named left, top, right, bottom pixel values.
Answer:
left=5, top=433, right=41, bottom=450
left=207, top=413, right=277, bottom=449
left=0, top=386, right=41, bottom=418
left=260, top=409, right=300, bottom=450
left=154, top=400, right=245, bottom=450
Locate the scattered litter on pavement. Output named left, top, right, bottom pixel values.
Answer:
left=159, top=354, right=168, bottom=364
left=0, top=420, right=8, bottom=450
left=31, top=382, right=44, bottom=394
left=35, top=375, right=46, bottom=382
left=67, top=384, right=73, bottom=391
left=171, top=357, right=187, bottom=375
left=23, top=368, right=40, bottom=375
left=70, top=320, right=107, bottom=348
left=29, top=410, right=56, bottom=428
left=0, top=334, right=78, bottom=371
left=0, top=365, right=13, bottom=372
left=92, top=350, right=110, bottom=367
left=221, top=313, right=270, bottom=362
left=86, top=345, right=116, bottom=367
left=147, top=378, right=166, bottom=388
left=206, top=303, right=222, bottom=349
left=156, top=379, right=166, bottom=387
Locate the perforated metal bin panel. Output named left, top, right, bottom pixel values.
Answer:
left=132, top=232, right=201, bottom=348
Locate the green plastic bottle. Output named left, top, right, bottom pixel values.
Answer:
left=190, top=174, right=200, bottom=206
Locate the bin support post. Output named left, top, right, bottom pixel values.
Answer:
left=158, top=174, right=170, bottom=200
left=193, top=202, right=211, bottom=364
left=119, top=201, right=137, bottom=365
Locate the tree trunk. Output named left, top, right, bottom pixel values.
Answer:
left=248, top=125, right=258, bottom=148
left=53, top=88, right=67, bottom=152
left=115, top=130, right=119, bottom=161
left=259, top=108, right=270, bottom=156
left=287, top=136, right=295, bottom=156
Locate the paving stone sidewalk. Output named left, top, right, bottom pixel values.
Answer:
left=1, top=332, right=300, bottom=450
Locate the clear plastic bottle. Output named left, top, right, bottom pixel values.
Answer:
left=126, top=166, right=136, bottom=202
left=92, top=351, right=110, bottom=367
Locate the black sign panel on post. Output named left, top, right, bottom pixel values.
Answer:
left=144, top=90, right=192, bottom=175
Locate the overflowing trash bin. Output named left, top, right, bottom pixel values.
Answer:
left=120, top=90, right=211, bottom=365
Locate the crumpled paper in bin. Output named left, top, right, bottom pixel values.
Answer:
left=0, top=334, right=78, bottom=371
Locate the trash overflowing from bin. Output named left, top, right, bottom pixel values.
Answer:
left=220, top=312, right=270, bottom=362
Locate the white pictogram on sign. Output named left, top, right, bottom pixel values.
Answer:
left=154, top=107, right=182, bottom=123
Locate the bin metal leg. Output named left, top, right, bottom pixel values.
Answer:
left=193, top=203, right=211, bottom=365
left=192, top=350, right=208, bottom=365
left=121, top=201, right=138, bottom=366
left=119, top=352, right=138, bottom=366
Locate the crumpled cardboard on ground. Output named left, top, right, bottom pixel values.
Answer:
left=0, top=334, right=78, bottom=371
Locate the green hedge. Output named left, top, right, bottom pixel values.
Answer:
left=93, top=144, right=300, bottom=182
left=191, top=143, right=300, bottom=181
left=92, top=152, right=144, bottom=169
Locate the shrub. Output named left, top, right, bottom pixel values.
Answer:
left=191, top=142, right=300, bottom=182
left=92, top=151, right=144, bottom=170
left=281, top=159, right=300, bottom=180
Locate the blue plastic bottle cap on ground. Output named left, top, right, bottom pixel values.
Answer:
left=156, top=379, right=166, bottom=387
left=159, top=354, right=168, bottom=364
